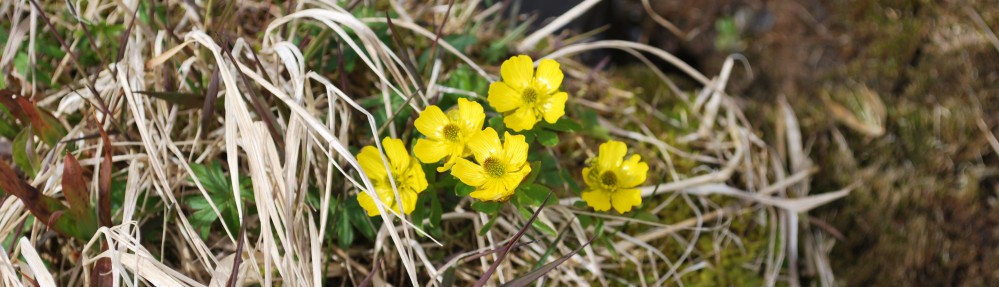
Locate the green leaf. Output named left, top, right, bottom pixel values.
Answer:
left=536, top=130, right=558, bottom=147
left=517, top=205, right=557, bottom=237
left=471, top=201, right=501, bottom=214
left=12, top=128, right=39, bottom=177
left=478, top=213, right=500, bottom=236
left=346, top=195, right=376, bottom=240
left=517, top=184, right=552, bottom=207
left=429, top=190, right=443, bottom=228
left=455, top=182, right=475, bottom=197
left=488, top=116, right=505, bottom=133
left=542, top=118, right=582, bottom=132
left=522, top=161, right=542, bottom=186
left=412, top=193, right=428, bottom=230
left=336, top=203, right=355, bottom=248
left=185, top=161, right=253, bottom=237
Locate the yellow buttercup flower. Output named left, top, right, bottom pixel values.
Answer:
left=581, top=140, right=648, bottom=213
left=413, top=98, right=486, bottom=172
left=488, top=55, right=568, bottom=132
left=357, top=137, right=428, bottom=217
left=451, top=127, right=532, bottom=201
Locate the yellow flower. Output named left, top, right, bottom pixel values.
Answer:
left=413, top=98, right=486, bottom=172
left=488, top=55, right=568, bottom=132
left=356, top=137, right=428, bottom=217
left=451, top=127, right=532, bottom=201
left=581, top=140, right=648, bottom=213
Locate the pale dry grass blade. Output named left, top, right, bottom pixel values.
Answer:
left=18, top=237, right=56, bottom=287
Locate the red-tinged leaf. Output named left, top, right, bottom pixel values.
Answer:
left=201, top=65, right=221, bottom=132
left=499, top=237, right=595, bottom=287
left=62, top=154, right=91, bottom=217
left=474, top=192, right=554, bottom=287
left=95, top=122, right=113, bottom=227
left=91, top=242, right=113, bottom=287
left=0, top=90, right=67, bottom=146
left=1, top=159, right=94, bottom=241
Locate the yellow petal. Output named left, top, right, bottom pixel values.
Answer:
left=437, top=143, right=466, bottom=172
left=504, top=107, right=537, bottom=132
left=414, top=139, right=448, bottom=164
left=381, top=137, right=410, bottom=171
left=582, top=166, right=598, bottom=187
left=457, top=98, right=486, bottom=132
left=470, top=180, right=514, bottom=202
left=582, top=190, right=612, bottom=212
left=452, top=158, right=487, bottom=187
left=358, top=146, right=387, bottom=180
left=488, top=82, right=521, bottom=113
left=619, top=155, right=649, bottom=188
left=407, top=160, right=428, bottom=193
left=501, top=163, right=531, bottom=191
left=597, top=140, right=627, bottom=171
left=357, top=192, right=381, bottom=217
left=541, top=91, right=568, bottom=124
left=534, top=59, right=564, bottom=94
left=400, top=190, right=419, bottom=215
left=502, top=132, right=529, bottom=165
left=611, top=188, right=642, bottom=213
left=466, top=127, right=502, bottom=163
left=500, top=55, right=534, bottom=89
left=415, top=105, right=450, bottom=140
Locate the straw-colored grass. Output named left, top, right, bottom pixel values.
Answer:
left=0, top=0, right=849, bottom=286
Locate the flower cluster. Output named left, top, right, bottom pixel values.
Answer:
left=356, top=55, right=648, bottom=217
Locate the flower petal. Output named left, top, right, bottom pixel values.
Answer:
left=488, top=82, right=521, bottom=113
left=381, top=137, right=410, bottom=171
left=414, top=139, right=448, bottom=164
left=619, top=154, right=649, bottom=188
left=357, top=192, right=381, bottom=217
left=582, top=190, right=612, bottom=212
left=541, top=91, right=568, bottom=124
left=452, top=158, right=487, bottom=187
left=502, top=163, right=531, bottom=191
left=400, top=190, right=419, bottom=215
left=437, top=143, right=466, bottom=172
left=407, top=160, right=428, bottom=194
left=534, top=59, right=564, bottom=94
left=358, top=146, right=387, bottom=180
left=457, top=98, right=486, bottom=132
left=597, top=140, right=627, bottom=171
left=611, top=188, right=642, bottom=213
left=582, top=166, right=598, bottom=187
left=466, top=127, right=502, bottom=163
left=504, top=107, right=537, bottom=132
left=470, top=180, right=514, bottom=201
left=503, top=132, right=529, bottom=165
left=415, top=105, right=449, bottom=139
left=500, top=55, right=534, bottom=89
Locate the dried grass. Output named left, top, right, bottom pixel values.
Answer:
left=0, top=0, right=848, bottom=286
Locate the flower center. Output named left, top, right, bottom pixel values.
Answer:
left=600, top=171, right=618, bottom=186
left=442, top=124, right=460, bottom=142
left=521, top=87, right=539, bottom=104
left=482, top=157, right=506, bottom=178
